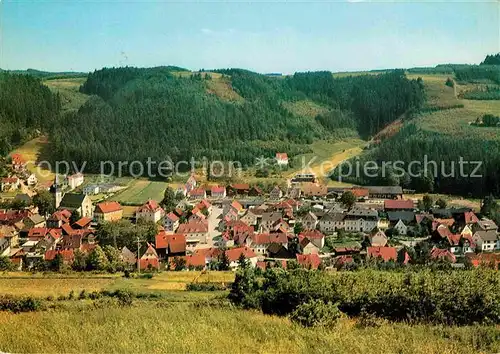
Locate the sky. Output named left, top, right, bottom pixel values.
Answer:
left=1, top=0, right=499, bottom=74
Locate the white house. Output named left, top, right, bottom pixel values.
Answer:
left=343, top=208, right=379, bottom=233
left=83, top=184, right=100, bottom=195
left=275, top=153, right=289, bottom=166
left=164, top=212, right=180, bottom=232
left=473, top=231, right=499, bottom=252
left=394, top=219, right=408, bottom=236
left=27, top=174, right=38, bottom=186
left=67, top=173, right=84, bottom=190
left=136, top=200, right=164, bottom=223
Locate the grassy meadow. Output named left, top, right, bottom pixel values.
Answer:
left=0, top=301, right=496, bottom=354
left=9, top=136, right=55, bottom=183
left=43, top=77, right=90, bottom=113
left=110, top=180, right=168, bottom=204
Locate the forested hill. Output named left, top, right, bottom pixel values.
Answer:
left=48, top=67, right=424, bottom=171
left=0, top=73, right=61, bottom=155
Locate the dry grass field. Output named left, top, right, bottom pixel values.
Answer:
left=0, top=302, right=494, bottom=354
left=43, top=77, right=89, bottom=112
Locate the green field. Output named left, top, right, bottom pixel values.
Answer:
left=282, top=99, right=331, bottom=119
left=110, top=180, right=167, bottom=204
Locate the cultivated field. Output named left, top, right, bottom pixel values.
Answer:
left=110, top=180, right=167, bottom=204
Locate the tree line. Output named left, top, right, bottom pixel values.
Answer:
left=46, top=67, right=423, bottom=172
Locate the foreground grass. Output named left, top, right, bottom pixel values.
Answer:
left=0, top=302, right=495, bottom=354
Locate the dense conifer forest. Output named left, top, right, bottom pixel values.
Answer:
left=0, top=73, right=61, bottom=155
left=47, top=67, right=424, bottom=171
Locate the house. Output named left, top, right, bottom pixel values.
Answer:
left=47, top=210, right=71, bottom=228
left=10, top=153, right=26, bottom=171
left=259, top=212, right=283, bottom=233
left=296, top=254, right=321, bottom=269
left=473, top=219, right=498, bottom=233
left=298, top=229, right=325, bottom=249
left=27, top=174, right=38, bottom=186
left=27, top=227, right=50, bottom=241
left=430, top=247, right=456, bottom=263
left=61, top=229, right=95, bottom=250
left=319, top=212, right=345, bottom=234
left=195, top=199, right=212, bottom=215
left=23, top=214, right=46, bottom=229
left=246, top=233, right=288, bottom=255
left=67, top=173, right=84, bottom=190
left=393, top=219, right=408, bottom=236
left=472, top=231, right=498, bottom=252
left=344, top=208, right=379, bottom=233
left=384, top=199, right=414, bottom=211
left=368, top=229, right=388, bottom=247
left=301, top=183, right=328, bottom=198
left=136, top=200, right=164, bottom=223
left=94, top=201, right=123, bottom=223
left=350, top=188, right=369, bottom=201
left=211, top=186, right=226, bottom=198
left=186, top=175, right=197, bottom=189
left=225, top=247, right=258, bottom=269
left=188, top=188, right=206, bottom=200
left=0, top=210, right=31, bottom=226
left=1, top=177, right=20, bottom=192
left=230, top=200, right=245, bottom=215
left=176, top=185, right=188, bottom=197
left=59, top=193, right=93, bottom=218
left=299, top=237, right=321, bottom=255
left=44, top=249, right=75, bottom=264
left=288, top=187, right=302, bottom=199
left=185, top=254, right=207, bottom=269
left=367, top=186, right=403, bottom=199
left=73, top=217, right=92, bottom=229
left=164, top=212, right=180, bottom=232
left=240, top=209, right=260, bottom=226
left=83, top=184, right=100, bottom=195
left=275, top=152, right=289, bottom=166
left=269, top=186, right=283, bottom=200
left=387, top=211, right=415, bottom=224
left=139, top=243, right=160, bottom=270
left=301, top=212, right=318, bottom=230
left=155, top=231, right=186, bottom=259
left=0, top=225, right=19, bottom=248
left=367, top=246, right=398, bottom=262
left=121, top=246, right=136, bottom=267
left=177, top=221, right=209, bottom=245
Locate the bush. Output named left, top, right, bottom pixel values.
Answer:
left=290, top=299, right=342, bottom=328
left=0, top=296, right=41, bottom=313
left=138, top=273, right=154, bottom=279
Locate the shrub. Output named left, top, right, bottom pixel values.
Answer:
left=0, top=296, right=41, bottom=313
left=290, top=299, right=342, bottom=328
left=139, top=273, right=154, bottom=279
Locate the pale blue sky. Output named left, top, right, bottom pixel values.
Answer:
left=1, top=1, right=499, bottom=73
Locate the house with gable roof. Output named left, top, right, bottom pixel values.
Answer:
left=59, top=193, right=93, bottom=218
left=94, top=201, right=123, bottom=223
left=139, top=243, right=160, bottom=270
left=164, top=212, right=180, bottom=232
left=136, top=200, right=164, bottom=223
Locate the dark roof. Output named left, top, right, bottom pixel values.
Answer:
left=367, top=186, right=403, bottom=195
left=14, top=194, right=32, bottom=204
left=387, top=211, right=415, bottom=223
left=60, top=193, right=86, bottom=208
left=475, top=230, right=498, bottom=242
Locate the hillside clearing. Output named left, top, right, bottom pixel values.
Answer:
left=110, top=180, right=167, bottom=204
left=43, top=77, right=89, bottom=112
left=10, top=136, right=55, bottom=182
left=282, top=100, right=331, bottom=118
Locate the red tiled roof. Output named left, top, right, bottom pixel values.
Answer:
left=350, top=188, right=369, bottom=198
left=189, top=188, right=206, bottom=196
left=299, top=229, right=325, bottom=240
left=464, top=212, right=479, bottom=224
left=296, top=254, right=321, bottom=269
left=1, top=177, right=18, bottom=184
left=196, top=199, right=212, bottom=210
left=276, top=153, right=288, bottom=161
left=95, top=201, right=122, bottom=214
left=138, top=200, right=163, bottom=213
left=61, top=223, right=74, bottom=235
left=446, top=233, right=462, bottom=246
left=193, top=247, right=221, bottom=258
left=177, top=221, right=208, bottom=233
left=231, top=200, right=243, bottom=211
left=27, top=227, right=49, bottom=239
left=211, top=186, right=225, bottom=194
left=74, top=217, right=92, bottom=228
left=367, top=246, right=398, bottom=262
left=430, top=247, right=456, bottom=263
left=225, top=247, right=257, bottom=262
left=166, top=212, right=179, bottom=222
left=45, top=249, right=74, bottom=262
left=48, top=228, right=62, bottom=240
left=155, top=231, right=186, bottom=253
left=384, top=199, right=414, bottom=210
left=186, top=254, right=206, bottom=268
left=251, top=233, right=288, bottom=245
left=139, top=258, right=160, bottom=270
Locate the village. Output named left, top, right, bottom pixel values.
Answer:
left=1, top=152, right=499, bottom=273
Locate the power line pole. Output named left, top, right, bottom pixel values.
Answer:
left=137, top=236, right=141, bottom=274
